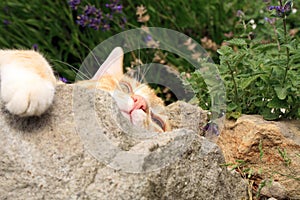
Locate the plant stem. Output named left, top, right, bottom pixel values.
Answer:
left=280, top=0, right=290, bottom=85
left=226, top=61, right=238, bottom=103
left=272, top=25, right=280, bottom=52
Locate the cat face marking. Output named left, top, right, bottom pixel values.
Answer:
left=92, top=47, right=171, bottom=132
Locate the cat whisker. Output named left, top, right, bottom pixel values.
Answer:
left=135, top=65, right=143, bottom=83
left=79, top=41, right=102, bottom=78
left=137, top=44, right=143, bottom=82
left=137, top=66, right=143, bottom=83
left=141, top=63, right=152, bottom=83
left=137, top=62, right=152, bottom=83
left=51, top=59, right=90, bottom=80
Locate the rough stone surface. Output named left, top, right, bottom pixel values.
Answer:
left=166, top=101, right=208, bottom=135
left=260, top=181, right=288, bottom=200
left=218, top=115, right=300, bottom=199
left=0, top=84, right=247, bottom=200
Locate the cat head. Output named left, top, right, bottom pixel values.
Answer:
left=91, top=47, right=171, bottom=132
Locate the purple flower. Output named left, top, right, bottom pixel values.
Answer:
left=203, top=121, right=220, bottom=136
left=236, top=10, right=244, bottom=18
left=59, top=77, right=68, bottom=83
left=84, top=5, right=97, bottom=15
left=268, top=1, right=293, bottom=17
left=144, top=35, right=152, bottom=42
left=106, top=13, right=113, bottom=20
left=105, top=0, right=123, bottom=13
left=89, top=18, right=101, bottom=30
left=32, top=44, right=38, bottom=51
left=269, top=5, right=284, bottom=12
left=76, top=14, right=89, bottom=27
left=69, top=0, right=126, bottom=31
left=283, top=1, right=293, bottom=15
left=264, top=17, right=276, bottom=25
left=3, top=19, right=10, bottom=25
left=102, top=23, right=111, bottom=31
left=69, top=0, right=81, bottom=10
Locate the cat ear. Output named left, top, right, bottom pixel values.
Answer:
left=92, top=47, right=124, bottom=80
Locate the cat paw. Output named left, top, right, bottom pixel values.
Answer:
left=1, top=65, right=56, bottom=117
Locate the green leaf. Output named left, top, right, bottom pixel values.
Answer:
left=25, top=19, right=40, bottom=27
left=217, top=45, right=233, bottom=56
left=253, top=43, right=278, bottom=52
left=262, top=108, right=280, bottom=120
left=290, top=53, right=300, bottom=64
left=227, top=102, right=238, bottom=111
left=281, top=44, right=294, bottom=50
left=226, top=111, right=241, bottom=119
left=254, top=100, right=264, bottom=107
left=226, top=38, right=247, bottom=47
left=239, top=75, right=259, bottom=89
left=267, top=97, right=288, bottom=109
left=274, top=86, right=287, bottom=100
left=259, top=74, right=270, bottom=84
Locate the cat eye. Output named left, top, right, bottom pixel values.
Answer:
left=119, top=81, right=132, bottom=93
left=151, top=112, right=165, bottom=131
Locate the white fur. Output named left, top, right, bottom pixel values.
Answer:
left=111, top=90, right=148, bottom=126
left=1, top=63, right=55, bottom=116
left=131, top=109, right=147, bottom=126
left=110, top=90, right=133, bottom=113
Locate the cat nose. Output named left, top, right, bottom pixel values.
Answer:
left=131, top=94, right=147, bottom=112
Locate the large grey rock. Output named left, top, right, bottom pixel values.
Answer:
left=0, top=84, right=247, bottom=200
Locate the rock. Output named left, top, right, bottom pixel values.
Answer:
left=218, top=115, right=300, bottom=199
left=260, top=180, right=287, bottom=200
left=0, top=84, right=247, bottom=200
left=166, top=101, right=208, bottom=135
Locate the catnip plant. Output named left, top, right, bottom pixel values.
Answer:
left=185, top=0, right=299, bottom=120
left=217, top=0, right=299, bottom=120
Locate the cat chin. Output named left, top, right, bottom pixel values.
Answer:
left=130, top=109, right=147, bottom=126
left=120, top=109, right=147, bottom=126
left=120, top=111, right=131, bottom=121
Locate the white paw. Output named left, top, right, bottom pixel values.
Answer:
left=1, top=64, right=55, bottom=116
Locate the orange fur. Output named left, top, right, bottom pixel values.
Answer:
left=0, top=50, right=56, bottom=84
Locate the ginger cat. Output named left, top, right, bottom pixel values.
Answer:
left=0, top=47, right=170, bottom=132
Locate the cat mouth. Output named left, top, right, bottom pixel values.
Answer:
left=119, top=94, right=148, bottom=123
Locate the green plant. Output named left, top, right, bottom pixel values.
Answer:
left=259, top=139, right=264, bottom=162
left=217, top=0, right=300, bottom=120
left=278, top=147, right=292, bottom=166
left=256, top=179, right=274, bottom=199
left=221, top=159, right=255, bottom=179
left=0, top=0, right=127, bottom=82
